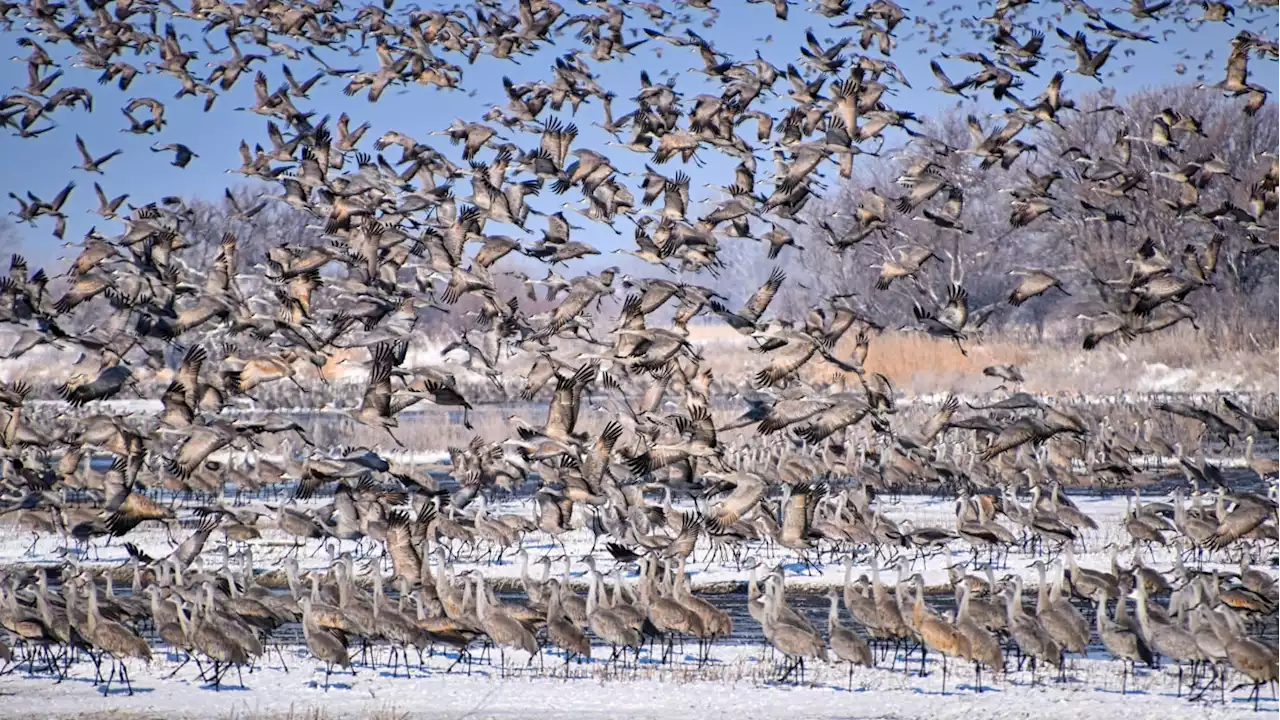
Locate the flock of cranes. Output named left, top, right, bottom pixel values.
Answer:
left=0, top=0, right=1276, bottom=711
left=0, top=485, right=1277, bottom=700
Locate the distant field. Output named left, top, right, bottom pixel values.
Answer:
left=687, top=323, right=1276, bottom=395
left=0, top=323, right=1273, bottom=416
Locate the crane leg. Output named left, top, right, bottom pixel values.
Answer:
left=275, top=644, right=290, bottom=672
left=102, top=659, right=116, bottom=696
left=165, top=653, right=191, bottom=679
left=384, top=426, right=406, bottom=448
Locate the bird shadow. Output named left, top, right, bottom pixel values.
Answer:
left=99, top=686, right=154, bottom=697
left=1228, top=696, right=1278, bottom=708
left=199, top=682, right=252, bottom=692
left=307, top=681, right=354, bottom=691
left=826, top=684, right=873, bottom=693
left=1093, top=687, right=1149, bottom=696
left=376, top=670, right=420, bottom=679
left=950, top=680, right=1005, bottom=694
left=44, top=676, right=100, bottom=687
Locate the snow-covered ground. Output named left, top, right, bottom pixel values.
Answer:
left=2, top=492, right=1274, bottom=718
left=1, top=642, right=1274, bottom=719
left=3, top=493, right=1265, bottom=593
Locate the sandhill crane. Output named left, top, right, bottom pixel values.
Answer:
left=607, top=568, right=653, bottom=647
left=825, top=591, right=872, bottom=689
left=874, top=245, right=937, bottom=290
left=1205, top=607, right=1279, bottom=711
left=673, top=557, right=732, bottom=662
left=1063, top=544, right=1119, bottom=600
left=297, top=597, right=352, bottom=691
left=198, top=581, right=263, bottom=683
left=641, top=558, right=703, bottom=664
left=268, top=504, right=328, bottom=554
left=1005, top=576, right=1061, bottom=682
left=761, top=578, right=827, bottom=684
left=84, top=581, right=150, bottom=695
left=73, top=135, right=122, bottom=174
left=705, top=472, right=767, bottom=531
left=1131, top=580, right=1203, bottom=696
left=368, top=571, right=427, bottom=678
left=58, top=364, right=136, bottom=407
left=585, top=566, right=641, bottom=667
left=472, top=572, right=538, bottom=673
left=545, top=580, right=589, bottom=674
left=869, top=556, right=911, bottom=667
left=146, top=586, right=193, bottom=675
left=1056, top=29, right=1116, bottom=80
left=1171, top=488, right=1217, bottom=559
left=176, top=597, right=247, bottom=691
left=385, top=510, right=423, bottom=586
left=955, top=584, right=1003, bottom=692
left=1007, top=270, right=1067, bottom=306
left=1030, top=561, right=1091, bottom=673
left=836, top=564, right=876, bottom=643
left=955, top=494, right=1002, bottom=563
left=764, top=568, right=820, bottom=638
left=909, top=574, right=968, bottom=693
left=1186, top=607, right=1230, bottom=702
left=1242, top=435, right=1279, bottom=480
left=1093, top=590, right=1153, bottom=695
left=1206, top=493, right=1273, bottom=550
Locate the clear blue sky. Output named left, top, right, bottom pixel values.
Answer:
left=0, top=0, right=1275, bottom=271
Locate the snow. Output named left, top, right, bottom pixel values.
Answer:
left=2, top=493, right=1273, bottom=718
left=1, top=643, right=1272, bottom=719
left=1, top=493, right=1266, bottom=593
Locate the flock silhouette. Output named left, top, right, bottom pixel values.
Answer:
left=0, top=0, right=1276, bottom=712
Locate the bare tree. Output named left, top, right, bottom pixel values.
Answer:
left=754, top=84, right=1277, bottom=349
left=183, top=185, right=315, bottom=270
left=0, top=218, right=26, bottom=257
left=1025, top=85, right=1277, bottom=346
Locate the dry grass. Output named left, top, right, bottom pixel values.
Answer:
left=686, top=326, right=1018, bottom=390
left=0, top=322, right=1272, bottom=448
left=688, top=324, right=1276, bottom=396
left=843, top=331, right=1030, bottom=389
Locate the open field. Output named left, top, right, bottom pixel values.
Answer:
left=3, top=645, right=1274, bottom=720
left=2, top=490, right=1275, bottom=718
left=2, top=492, right=1268, bottom=593
left=1, top=323, right=1276, bottom=404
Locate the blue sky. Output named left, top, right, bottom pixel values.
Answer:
left=0, top=0, right=1275, bottom=270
